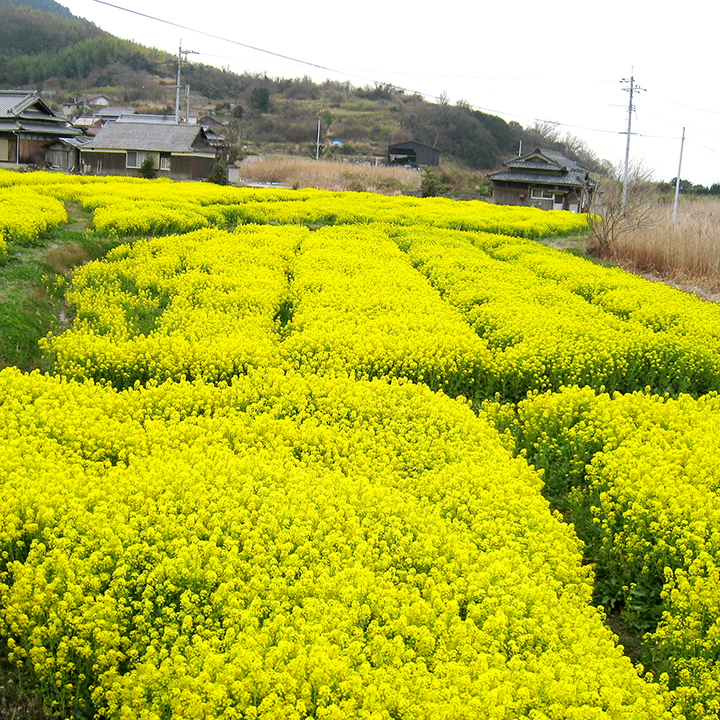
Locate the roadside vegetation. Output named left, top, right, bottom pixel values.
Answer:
left=610, top=197, right=720, bottom=297
left=588, top=171, right=720, bottom=299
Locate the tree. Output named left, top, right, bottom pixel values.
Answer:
left=139, top=155, right=155, bottom=179
left=420, top=168, right=451, bottom=197
left=250, top=86, right=270, bottom=114
left=208, top=161, right=228, bottom=185
left=587, top=162, right=656, bottom=257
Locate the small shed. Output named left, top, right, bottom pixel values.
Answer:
left=387, top=141, right=440, bottom=167
left=45, top=136, right=91, bottom=172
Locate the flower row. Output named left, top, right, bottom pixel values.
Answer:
left=388, top=224, right=720, bottom=399
left=0, top=170, right=589, bottom=239
left=488, top=387, right=720, bottom=720
left=0, top=368, right=671, bottom=718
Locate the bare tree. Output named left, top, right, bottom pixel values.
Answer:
left=532, top=120, right=563, bottom=144
left=588, top=162, right=657, bottom=257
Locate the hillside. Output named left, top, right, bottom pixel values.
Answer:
left=0, top=0, right=605, bottom=171
left=8, top=0, right=83, bottom=21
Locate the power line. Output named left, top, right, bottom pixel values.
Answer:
left=90, top=0, right=414, bottom=93
left=89, top=1, right=628, bottom=132
left=89, top=0, right=720, bottom=167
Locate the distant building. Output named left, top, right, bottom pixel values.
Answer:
left=0, top=89, right=79, bottom=165
left=387, top=141, right=440, bottom=167
left=116, top=113, right=176, bottom=125
left=96, top=107, right=138, bottom=122
left=198, top=115, right=226, bottom=130
left=86, top=94, right=111, bottom=107
left=199, top=116, right=228, bottom=150
left=488, top=148, right=595, bottom=212
left=80, top=121, right=216, bottom=180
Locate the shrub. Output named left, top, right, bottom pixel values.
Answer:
left=208, top=162, right=228, bottom=185
left=139, top=156, right=156, bottom=180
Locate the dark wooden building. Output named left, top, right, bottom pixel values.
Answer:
left=488, top=148, right=595, bottom=212
left=0, top=90, right=80, bottom=165
left=80, top=122, right=216, bottom=180
left=387, top=141, right=440, bottom=167
left=45, top=136, right=91, bottom=172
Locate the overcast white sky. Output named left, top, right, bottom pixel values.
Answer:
left=60, top=0, right=720, bottom=186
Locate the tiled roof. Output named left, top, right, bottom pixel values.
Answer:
left=0, top=90, right=67, bottom=123
left=83, top=122, right=213, bottom=154
left=489, top=148, right=593, bottom=188
left=0, top=90, right=38, bottom=117
left=487, top=170, right=590, bottom=187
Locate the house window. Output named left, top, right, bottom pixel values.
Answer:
left=530, top=188, right=554, bottom=200
left=160, top=157, right=170, bottom=171
left=126, top=151, right=148, bottom=168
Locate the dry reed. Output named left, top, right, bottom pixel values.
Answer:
left=235, top=155, right=421, bottom=195
left=612, top=197, right=720, bottom=295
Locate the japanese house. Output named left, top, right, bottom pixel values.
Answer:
left=80, top=121, right=216, bottom=180
left=0, top=90, right=80, bottom=165
left=488, top=148, right=595, bottom=212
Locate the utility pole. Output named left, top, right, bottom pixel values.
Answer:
left=672, top=127, right=686, bottom=226
left=175, top=41, right=197, bottom=124
left=620, top=70, right=645, bottom=212
left=316, top=117, right=321, bottom=160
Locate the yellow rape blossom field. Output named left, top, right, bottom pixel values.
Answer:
left=2, top=168, right=720, bottom=718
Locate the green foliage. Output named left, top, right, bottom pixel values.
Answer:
left=250, top=86, right=270, bottom=114
left=139, top=156, right=155, bottom=179
left=420, top=168, right=452, bottom=197
left=207, top=162, right=228, bottom=186
left=399, top=97, right=522, bottom=170
left=667, top=177, right=720, bottom=196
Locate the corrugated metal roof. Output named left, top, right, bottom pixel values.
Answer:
left=99, top=107, right=138, bottom=116
left=116, top=114, right=177, bottom=124
left=50, top=136, right=92, bottom=148
left=83, top=122, right=212, bottom=153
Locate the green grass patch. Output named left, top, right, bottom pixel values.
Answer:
left=0, top=202, right=121, bottom=371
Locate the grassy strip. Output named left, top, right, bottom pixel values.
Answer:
left=0, top=203, right=119, bottom=371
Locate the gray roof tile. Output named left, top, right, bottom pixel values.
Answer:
left=84, top=122, right=213, bottom=154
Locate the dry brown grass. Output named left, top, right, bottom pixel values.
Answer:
left=610, top=197, right=720, bottom=297
left=235, top=155, right=421, bottom=195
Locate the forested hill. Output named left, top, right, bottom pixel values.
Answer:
left=8, top=0, right=84, bottom=21
left=0, top=0, right=605, bottom=171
